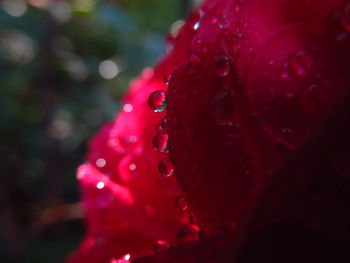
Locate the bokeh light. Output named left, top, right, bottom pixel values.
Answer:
left=0, top=0, right=194, bottom=262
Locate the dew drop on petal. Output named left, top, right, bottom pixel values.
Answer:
left=188, top=12, right=200, bottom=31
left=215, top=55, right=230, bottom=77
left=96, top=181, right=105, bottom=189
left=177, top=224, right=201, bottom=244
left=96, top=158, right=106, bottom=168
left=289, top=50, right=313, bottom=78
left=129, top=163, right=136, bottom=171
left=158, top=159, right=174, bottom=177
left=193, top=20, right=201, bottom=30
left=153, top=240, right=170, bottom=254
left=159, top=117, right=168, bottom=131
left=164, top=74, right=172, bottom=85
left=175, top=196, right=188, bottom=211
left=123, top=103, right=133, bottom=113
left=218, top=22, right=227, bottom=29
left=341, top=4, right=350, bottom=32
left=153, top=132, right=169, bottom=153
left=148, top=90, right=167, bottom=112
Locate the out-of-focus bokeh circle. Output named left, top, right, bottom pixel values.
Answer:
left=0, top=0, right=196, bottom=262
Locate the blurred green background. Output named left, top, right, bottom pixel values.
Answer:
left=0, top=0, right=196, bottom=262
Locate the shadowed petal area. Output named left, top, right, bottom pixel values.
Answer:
left=166, top=0, right=350, bottom=232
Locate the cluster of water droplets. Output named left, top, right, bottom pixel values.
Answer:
left=148, top=74, right=174, bottom=179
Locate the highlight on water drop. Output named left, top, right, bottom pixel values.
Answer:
left=177, top=224, right=201, bottom=244
left=153, top=132, right=169, bottom=153
left=158, top=158, right=174, bottom=177
left=153, top=240, right=170, bottom=254
left=148, top=90, right=167, bottom=113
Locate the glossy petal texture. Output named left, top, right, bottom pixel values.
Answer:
left=66, top=67, right=188, bottom=263
left=66, top=8, right=202, bottom=262
left=166, top=0, right=350, bottom=232
left=68, top=0, right=350, bottom=262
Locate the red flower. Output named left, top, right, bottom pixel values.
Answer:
left=68, top=0, right=350, bottom=263
left=167, top=0, right=350, bottom=232
left=66, top=67, right=188, bottom=263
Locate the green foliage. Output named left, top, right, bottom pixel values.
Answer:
left=0, top=0, right=192, bottom=262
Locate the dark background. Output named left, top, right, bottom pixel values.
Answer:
left=0, top=0, right=195, bottom=262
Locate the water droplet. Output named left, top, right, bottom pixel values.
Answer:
left=279, top=69, right=290, bottom=80
left=158, top=159, right=174, bottom=177
left=160, top=117, right=168, bottom=130
left=123, top=103, right=133, bottom=112
left=188, top=11, right=200, bottom=30
left=341, top=4, right=350, bottom=32
left=129, top=163, right=136, bottom=171
left=148, top=90, right=167, bottom=112
left=193, top=20, right=201, bottom=30
left=289, top=50, right=313, bottom=78
left=96, top=181, right=105, bottom=189
left=211, top=16, right=218, bottom=25
left=175, top=196, right=188, bottom=211
left=219, top=23, right=227, bottom=30
left=96, top=158, right=106, bottom=168
left=164, top=74, right=172, bottom=85
left=177, top=224, right=201, bottom=244
left=153, top=240, right=170, bottom=254
left=212, top=89, right=235, bottom=125
left=153, top=132, right=169, bottom=153
left=215, top=55, right=230, bottom=77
